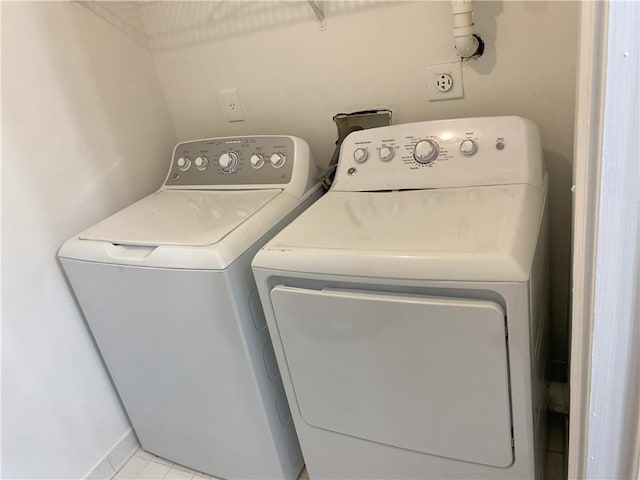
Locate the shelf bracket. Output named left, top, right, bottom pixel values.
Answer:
left=308, top=1, right=327, bottom=31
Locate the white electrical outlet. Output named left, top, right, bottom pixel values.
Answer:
left=436, top=73, right=454, bottom=92
left=220, top=88, right=245, bottom=122
left=427, top=62, right=464, bottom=101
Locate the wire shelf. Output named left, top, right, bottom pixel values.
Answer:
left=80, top=1, right=387, bottom=51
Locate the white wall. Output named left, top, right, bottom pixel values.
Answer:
left=152, top=1, right=579, bottom=372
left=1, top=3, right=176, bottom=478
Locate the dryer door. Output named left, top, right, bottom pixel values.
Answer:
left=270, top=286, right=514, bottom=468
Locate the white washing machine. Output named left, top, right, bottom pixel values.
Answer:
left=252, top=117, right=549, bottom=479
left=59, top=136, right=322, bottom=480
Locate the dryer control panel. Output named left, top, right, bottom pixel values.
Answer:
left=332, top=116, right=544, bottom=192
left=163, top=135, right=318, bottom=198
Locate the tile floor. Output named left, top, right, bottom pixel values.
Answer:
left=544, top=412, right=569, bottom=480
left=114, top=449, right=217, bottom=480
left=114, top=449, right=309, bottom=480
left=118, top=413, right=566, bottom=480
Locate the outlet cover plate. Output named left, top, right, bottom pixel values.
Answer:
left=220, top=88, right=245, bottom=122
left=427, top=62, right=464, bottom=101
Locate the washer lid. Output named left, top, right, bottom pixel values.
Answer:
left=80, top=189, right=282, bottom=247
left=254, top=182, right=546, bottom=282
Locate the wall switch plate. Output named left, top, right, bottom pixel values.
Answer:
left=427, top=62, right=464, bottom=101
left=220, top=88, right=245, bottom=122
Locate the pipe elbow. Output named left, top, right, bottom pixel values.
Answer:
left=451, top=0, right=483, bottom=59
left=454, top=34, right=480, bottom=58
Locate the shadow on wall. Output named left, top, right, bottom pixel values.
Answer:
left=24, top=2, right=173, bottom=232
left=544, top=150, right=572, bottom=381
left=465, top=0, right=503, bottom=75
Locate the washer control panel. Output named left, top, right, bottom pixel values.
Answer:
left=165, top=136, right=295, bottom=187
left=332, top=116, right=544, bottom=192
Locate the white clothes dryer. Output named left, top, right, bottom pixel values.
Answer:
left=59, top=136, right=322, bottom=480
left=252, top=117, right=549, bottom=479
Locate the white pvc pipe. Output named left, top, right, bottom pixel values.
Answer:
left=452, top=0, right=480, bottom=58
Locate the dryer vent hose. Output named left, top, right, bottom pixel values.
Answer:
left=321, top=125, right=364, bottom=190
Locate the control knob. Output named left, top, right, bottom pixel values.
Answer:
left=460, top=139, right=478, bottom=156
left=270, top=153, right=286, bottom=168
left=250, top=154, right=265, bottom=169
left=413, top=139, right=439, bottom=164
left=176, top=157, right=191, bottom=171
left=218, top=151, right=239, bottom=173
left=194, top=156, right=209, bottom=170
left=379, top=146, right=394, bottom=162
left=353, top=148, right=369, bottom=163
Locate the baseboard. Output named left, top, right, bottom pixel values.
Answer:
left=85, top=428, right=140, bottom=479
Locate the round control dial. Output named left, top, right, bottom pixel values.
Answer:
left=176, top=157, right=191, bottom=171
left=413, top=139, right=439, bottom=164
left=250, top=154, right=265, bottom=169
left=218, top=151, right=239, bottom=173
left=460, top=139, right=478, bottom=156
left=270, top=153, right=286, bottom=168
left=194, top=156, right=209, bottom=170
left=379, top=146, right=394, bottom=162
left=353, top=148, right=368, bottom=163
